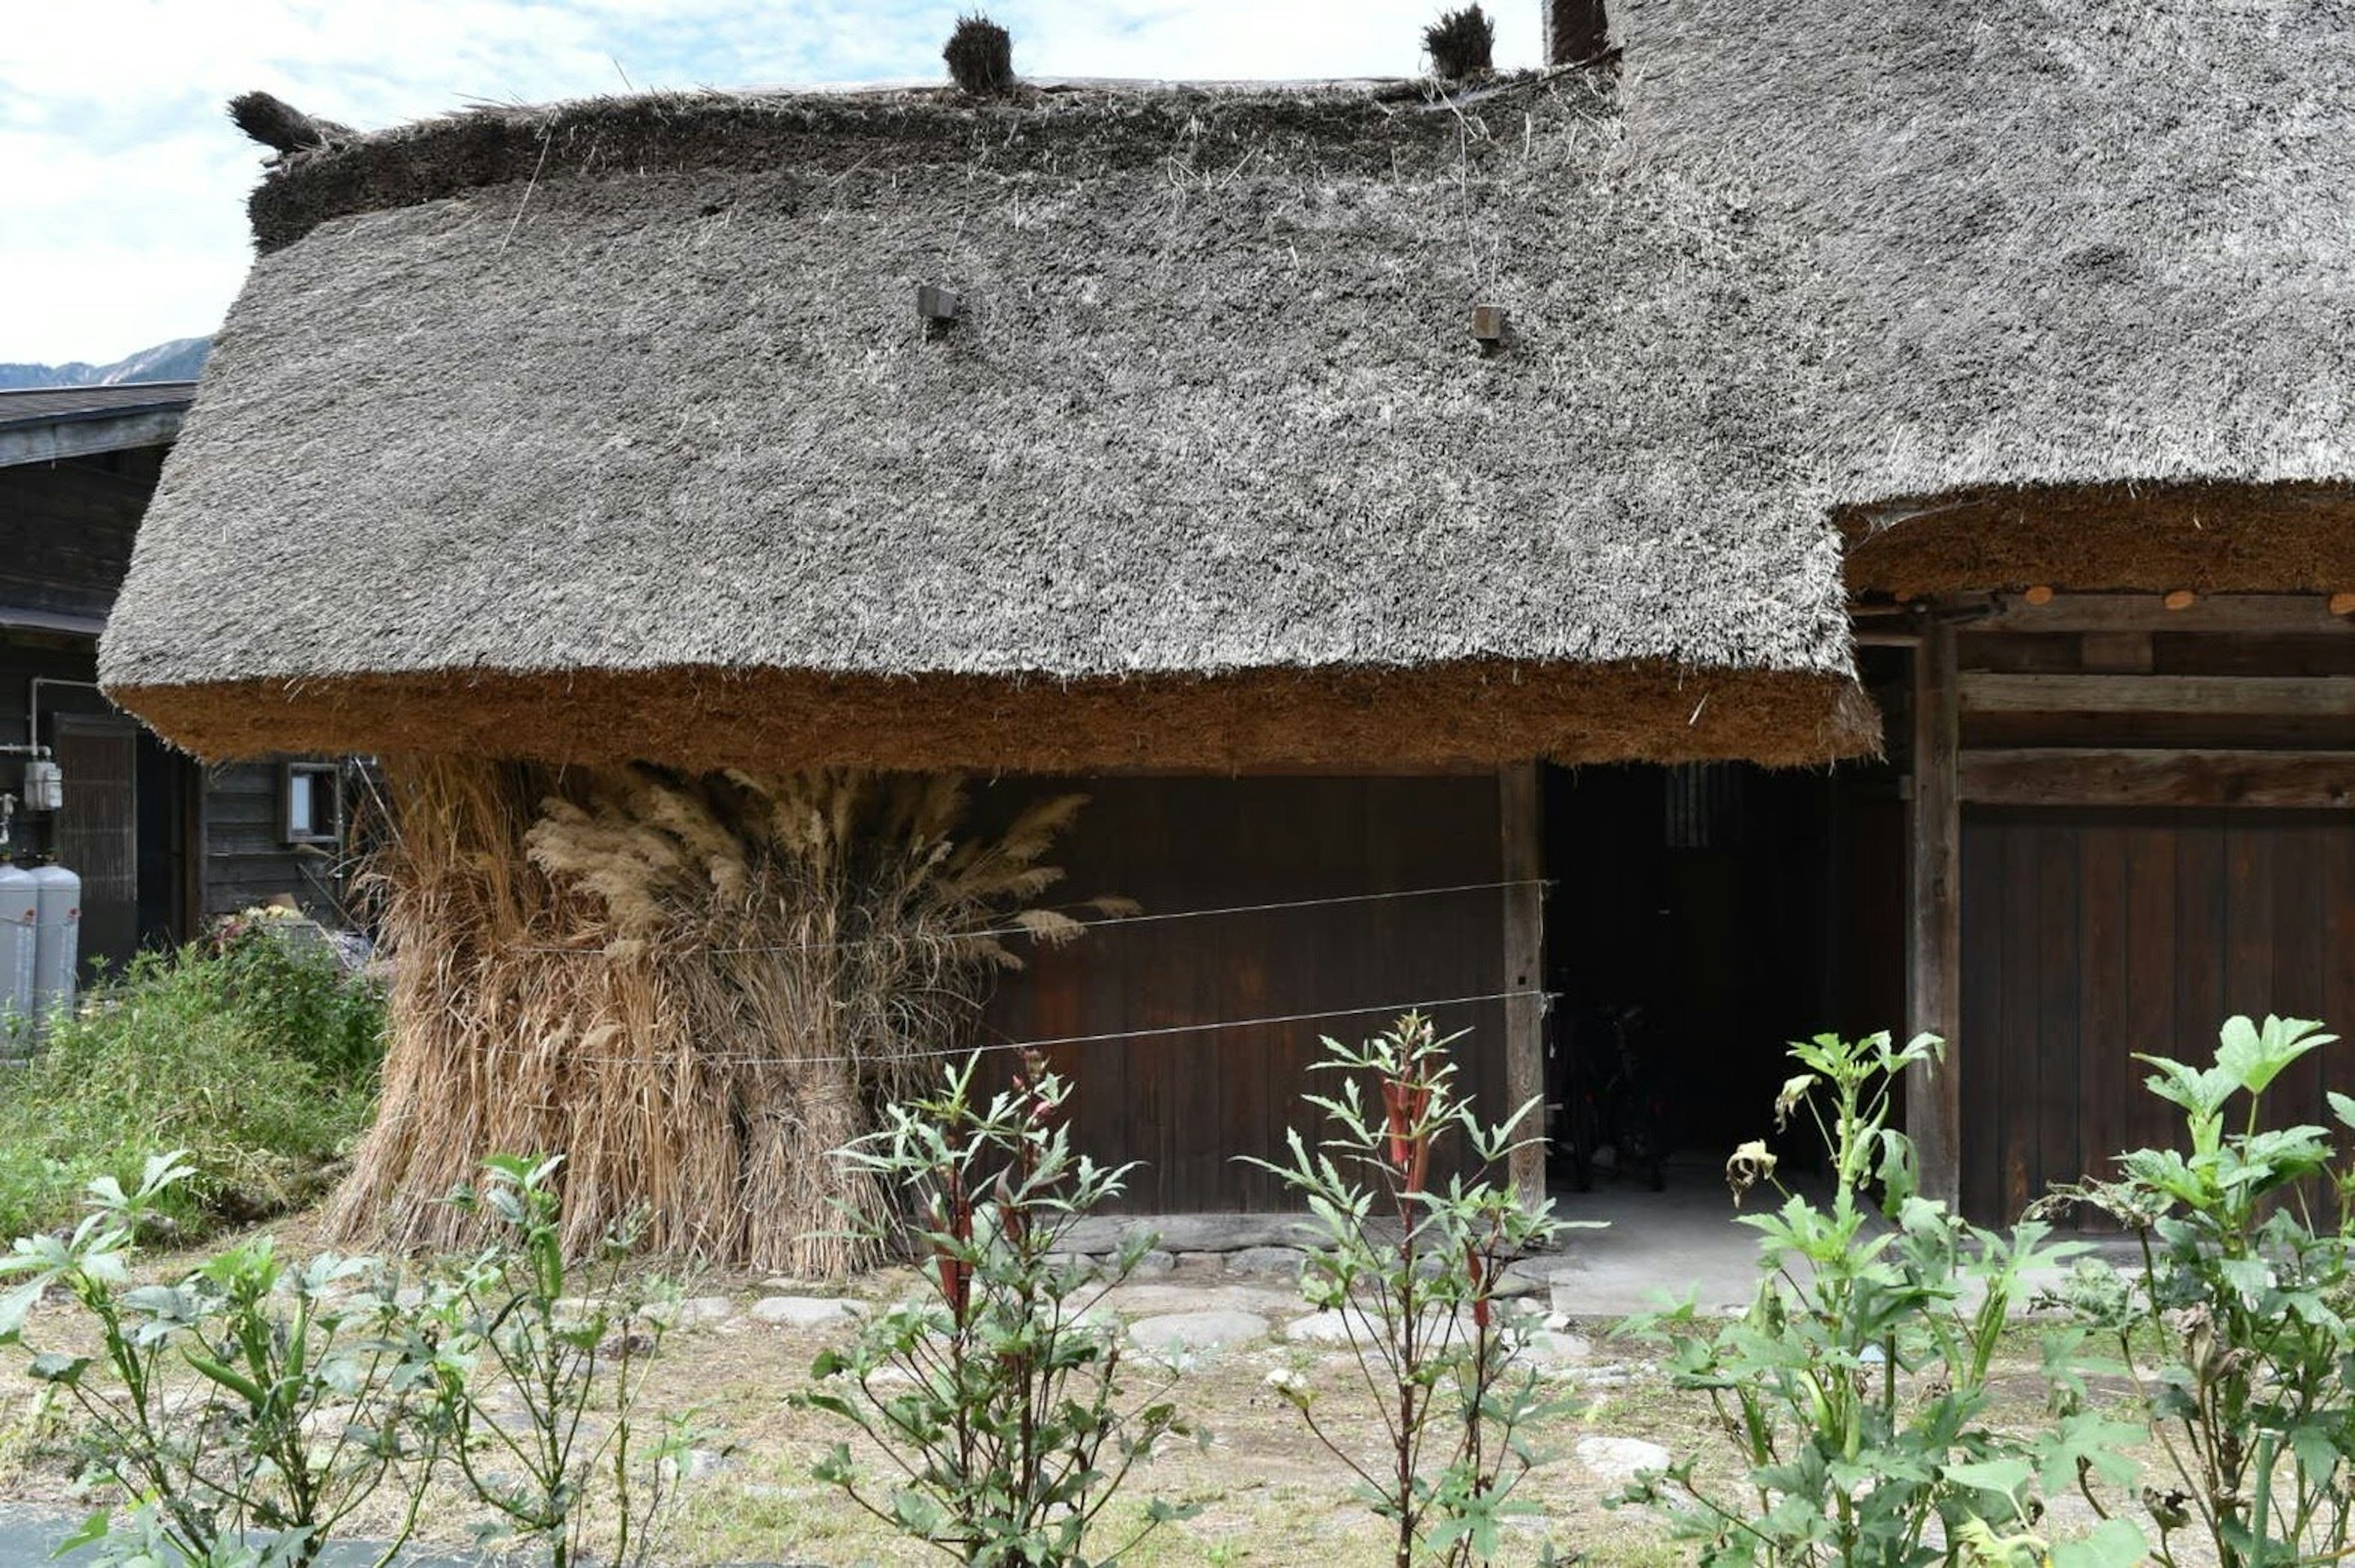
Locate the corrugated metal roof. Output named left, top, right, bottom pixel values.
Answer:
left=0, top=383, right=197, bottom=433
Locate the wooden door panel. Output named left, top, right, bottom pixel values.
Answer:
left=1962, top=808, right=2355, bottom=1223
left=50, top=714, right=139, bottom=977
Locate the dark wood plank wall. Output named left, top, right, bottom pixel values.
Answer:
left=1950, top=600, right=2355, bottom=1222
left=981, top=774, right=1508, bottom=1214
left=0, top=450, right=158, bottom=622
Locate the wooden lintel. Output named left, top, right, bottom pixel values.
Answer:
left=1972, top=592, right=2355, bottom=635
left=1907, top=628, right=1961, bottom=1206
left=1959, top=749, right=2355, bottom=809
left=1959, top=673, right=2355, bottom=717
left=1497, top=761, right=1547, bottom=1207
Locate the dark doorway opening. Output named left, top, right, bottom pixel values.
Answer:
left=1541, top=758, right=1906, bottom=1193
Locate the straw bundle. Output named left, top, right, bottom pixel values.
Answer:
left=326, top=755, right=1099, bottom=1275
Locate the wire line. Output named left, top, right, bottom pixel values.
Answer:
left=506, top=876, right=1553, bottom=957
left=449, top=986, right=1553, bottom=1070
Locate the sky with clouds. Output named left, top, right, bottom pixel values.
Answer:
left=0, top=1, right=1546, bottom=365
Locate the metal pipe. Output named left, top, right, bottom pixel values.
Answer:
left=26, top=677, right=106, bottom=754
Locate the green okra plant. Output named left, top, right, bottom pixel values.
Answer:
left=795, top=1049, right=1200, bottom=1567
left=2039, top=1015, right=2355, bottom=1568
left=1250, top=1011, right=1577, bottom=1568
left=1615, top=1031, right=2134, bottom=1567
left=437, top=1152, right=695, bottom=1568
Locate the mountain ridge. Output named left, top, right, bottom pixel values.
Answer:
left=0, top=337, right=210, bottom=391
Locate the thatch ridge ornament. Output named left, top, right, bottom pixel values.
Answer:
left=944, top=13, right=1015, bottom=96
left=1425, top=6, right=1496, bottom=82
left=227, top=90, right=351, bottom=155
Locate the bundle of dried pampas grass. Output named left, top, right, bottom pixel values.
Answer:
left=326, top=755, right=1111, bottom=1276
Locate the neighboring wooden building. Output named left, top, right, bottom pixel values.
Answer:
left=0, top=385, right=350, bottom=976
left=94, top=0, right=2355, bottom=1223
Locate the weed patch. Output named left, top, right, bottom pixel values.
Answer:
left=0, top=918, right=383, bottom=1238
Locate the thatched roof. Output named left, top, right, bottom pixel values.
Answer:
left=1620, top=0, right=2355, bottom=596
left=101, top=0, right=2355, bottom=771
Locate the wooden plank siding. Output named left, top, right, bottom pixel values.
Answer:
left=1961, top=673, right=2355, bottom=717
left=982, top=774, right=1508, bottom=1214
left=197, top=761, right=348, bottom=922
left=1942, top=595, right=2355, bottom=1224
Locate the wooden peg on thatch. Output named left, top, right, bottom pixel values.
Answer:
left=227, top=91, right=352, bottom=155
left=918, top=284, right=962, bottom=337
left=2164, top=589, right=2199, bottom=611
left=1470, top=304, right=1508, bottom=355
left=1425, top=5, right=1496, bottom=82
left=2022, top=584, right=2055, bottom=606
left=944, top=14, right=1015, bottom=96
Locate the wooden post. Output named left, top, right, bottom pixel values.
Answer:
left=1545, top=0, right=1609, bottom=64
left=1498, top=762, right=1547, bottom=1205
left=1907, top=626, right=1962, bottom=1204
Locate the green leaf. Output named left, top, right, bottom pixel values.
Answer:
left=1943, top=1456, right=2032, bottom=1501
left=51, top=1509, right=108, bottom=1553
left=2048, top=1518, right=2149, bottom=1568
left=26, top=1353, right=89, bottom=1386
left=889, top=1488, right=948, bottom=1536
left=0, top=1279, right=48, bottom=1342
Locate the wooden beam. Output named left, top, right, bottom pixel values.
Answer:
left=1497, top=760, right=1547, bottom=1206
left=1960, top=749, right=2355, bottom=809
left=0, top=408, right=183, bottom=468
left=1972, top=592, right=2355, bottom=634
left=1907, top=627, right=1961, bottom=1206
left=0, top=605, right=104, bottom=639
left=1959, top=673, right=2355, bottom=717
left=1092, top=760, right=1492, bottom=779
left=2078, top=632, right=2154, bottom=674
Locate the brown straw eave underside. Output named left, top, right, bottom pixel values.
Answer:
left=1842, top=483, right=2355, bottom=600
left=109, top=659, right=1880, bottom=774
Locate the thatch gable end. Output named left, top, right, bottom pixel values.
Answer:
left=102, top=75, right=1872, bottom=770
